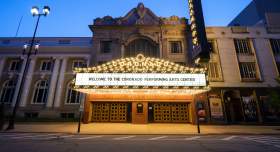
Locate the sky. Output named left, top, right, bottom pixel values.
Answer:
left=0, top=0, right=252, bottom=37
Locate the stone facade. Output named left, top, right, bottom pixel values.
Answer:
left=0, top=3, right=279, bottom=123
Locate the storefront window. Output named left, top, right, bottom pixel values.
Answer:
left=241, top=96, right=258, bottom=122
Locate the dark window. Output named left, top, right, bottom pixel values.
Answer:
left=277, top=62, right=280, bottom=75
left=66, top=83, right=81, bottom=104
left=72, top=60, right=86, bottom=69
left=0, top=80, right=17, bottom=103
left=9, top=60, right=22, bottom=72
left=41, top=60, right=52, bottom=71
left=24, top=112, right=39, bottom=118
left=234, top=39, right=253, bottom=55
left=170, top=41, right=182, bottom=53
left=208, top=62, right=220, bottom=79
left=208, top=40, right=215, bottom=53
left=33, top=80, right=49, bottom=104
left=270, top=39, right=280, bottom=55
left=60, top=113, right=75, bottom=119
left=239, top=62, right=258, bottom=80
left=125, top=39, right=158, bottom=57
left=100, top=41, right=112, bottom=53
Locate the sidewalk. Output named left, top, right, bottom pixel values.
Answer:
left=1, top=122, right=280, bottom=135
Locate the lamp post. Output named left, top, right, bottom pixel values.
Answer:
left=6, top=6, right=50, bottom=130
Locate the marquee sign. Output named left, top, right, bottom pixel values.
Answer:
left=75, top=73, right=206, bottom=87
left=73, top=54, right=208, bottom=89
left=188, top=0, right=210, bottom=62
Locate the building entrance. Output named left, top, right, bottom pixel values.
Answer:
left=148, top=103, right=190, bottom=123
left=91, top=102, right=132, bottom=122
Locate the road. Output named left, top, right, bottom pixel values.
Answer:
left=0, top=133, right=279, bottom=152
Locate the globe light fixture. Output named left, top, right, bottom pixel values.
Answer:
left=43, top=6, right=50, bottom=16
left=31, top=6, right=39, bottom=16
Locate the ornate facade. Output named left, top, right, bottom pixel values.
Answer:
left=0, top=3, right=280, bottom=124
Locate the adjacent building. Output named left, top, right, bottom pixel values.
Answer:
left=0, top=3, right=279, bottom=124
left=229, top=0, right=280, bottom=28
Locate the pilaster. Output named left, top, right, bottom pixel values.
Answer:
left=54, top=57, right=68, bottom=108
left=46, top=58, right=61, bottom=108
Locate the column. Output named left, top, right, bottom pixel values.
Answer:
left=19, top=57, right=37, bottom=107
left=54, top=58, right=68, bottom=108
left=46, top=58, right=61, bottom=108
left=0, top=57, right=6, bottom=78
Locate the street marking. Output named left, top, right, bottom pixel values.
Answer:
left=148, top=136, right=168, bottom=140
left=221, top=136, right=237, bottom=141
left=11, top=133, right=62, bottom=139
left=185, top=136, right=201, bottom=140
left=244, top=136, right=280, bottom=149
left=1, top=133, right=32, bottom=137
left=113, top=136, right=135, bottom=140
left=247, top=136, right=279, bottom=140
left=60, top=135, right=75, bottom=138
left=76, top=135, right=103, bottom=140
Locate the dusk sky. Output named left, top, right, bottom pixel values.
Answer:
left=0, top=0, right=251, bottom=37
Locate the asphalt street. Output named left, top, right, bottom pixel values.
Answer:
left=0, top=133, right=279, bottom=152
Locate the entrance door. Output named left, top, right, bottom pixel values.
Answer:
left=151, top=103, right=190, bottom=123
left=230, top=99, right=244, bottom=122
left=92, top=102, right=131, bottom=122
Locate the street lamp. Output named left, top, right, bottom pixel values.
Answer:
left=6, top=6, right=50, bottom=130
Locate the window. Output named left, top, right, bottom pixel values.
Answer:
left=60, top=113, right=75, bottom=119
left=0, top=80, right=17, bottom=103
left=65, top=82, right=81, bottom=104
left=100, top=41, right=112, bottom=53
left=9, top=60, right=21, bottom=72
left=125, top=39, right=158, bottom=57
left=72, top=60, right=86, bottom=70
left=234, top=39, right=253, bottom=55
left=40, top=60, right=52, bottom=71
left=32, top=80, right=49, bottom=104
left=24, top=112, right=39, bottom=119
left=277, top=62, right=280, bottom=75
left=170, top=41, right=182, bottom=53
left=208, top=62, right=220, bottom=79
left=208, top=40, right=216, bottom=53
left=270, top=39, right=280, bottom=55
left=239, top=62, right=258, bottom=80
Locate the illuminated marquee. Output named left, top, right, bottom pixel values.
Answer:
left=76, top=73, right=206, bottom=87
left=74, top=54, right=208, bottom=90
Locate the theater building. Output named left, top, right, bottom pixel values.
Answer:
left=0, top=3, right=279, bottom=124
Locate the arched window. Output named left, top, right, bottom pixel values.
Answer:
left=125, top=38, right=159, bottom=57
left=32, top=80, right=49, bottom=104
left=0, top=80, right=17, bottom=103
left=65, top=82, right=81, bottom=104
